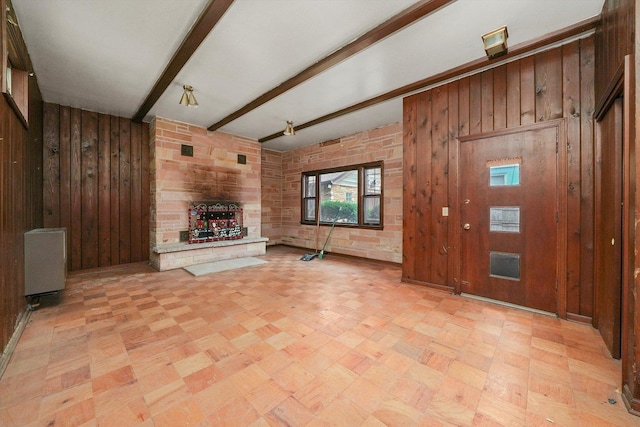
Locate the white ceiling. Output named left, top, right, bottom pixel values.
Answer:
left=13, top=0, right=604, bottom=151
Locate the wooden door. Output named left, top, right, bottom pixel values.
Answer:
left=460, top=124, right=560, bottom=313
left=594, top=98, right=623, bottom=359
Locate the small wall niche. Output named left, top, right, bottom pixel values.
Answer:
left=181, top=144, right=193, bottom=157
left=4, top=2, right=31, bottom=127
left=6, top=62, right=28, bottom=123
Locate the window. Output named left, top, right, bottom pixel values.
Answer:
left=301, top=162, right=383, bottom=228
left=489, top=163, right=520, bottom=186
left=489, top=207, right=520, bottom=233
left=302, top=175, right=316, bottom=222
left=489, top=252, right=520, bottom=280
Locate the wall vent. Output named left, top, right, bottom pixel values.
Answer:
left=181, top=144, right=193, bottom=157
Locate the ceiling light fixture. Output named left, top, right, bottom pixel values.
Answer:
left=6, top=14, right=17, bottom=27
left=6, top=6, right=17, bottom=27
left=482, top=26, right=508, bottom=59
left=283, top=120, right=295, bottom=136
left=179, top=85, right=198, bottom=108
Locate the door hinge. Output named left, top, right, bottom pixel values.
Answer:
left=555, top=280, right=558, bottom=291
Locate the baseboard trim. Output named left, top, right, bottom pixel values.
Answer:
left=275, top=244, right=401, bottom=268
left=460, top=293, right=557, bottom=317
left=68, top=261, right=152, bottom=276
left=400, top=277, right=454, bottom=293
left=622, top=384, right=640, bottom=416
left=0, top=307, right=32, bottom=380
left=566, top=312, right=593, bottom=324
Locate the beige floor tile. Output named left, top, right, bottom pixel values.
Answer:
left=0, top=246, right=637, bottom=426
left=373, top=399, right=424, bottom=426
left=246, top=379, right=291, bottom=415
left=316, top=396, right=368, bottom=426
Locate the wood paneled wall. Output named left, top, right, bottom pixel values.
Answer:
left=0, top=76, right=43, bottom=352
left=595, top=0, right=634, bottom=104
left=593, top=0, right=640, bottom=414
left=403, top=37, right=595, bottom=319
left=43, top=103, right=150, bottom=271
left=1, top=0, right=44, bottom=355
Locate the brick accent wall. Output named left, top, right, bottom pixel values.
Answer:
left=150, top=117, right=262, bottom=251
left=280, top=123, right=403, bottom=263
left=261, top=149, right=283, bottom=245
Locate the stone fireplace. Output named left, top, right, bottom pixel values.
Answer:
left=149, top=117, right=267, bottom=271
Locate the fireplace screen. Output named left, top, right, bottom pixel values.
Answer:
left=188, top=202, right=243, bottom=243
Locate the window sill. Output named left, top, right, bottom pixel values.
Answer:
left=300, top=221, right=383, bottom=230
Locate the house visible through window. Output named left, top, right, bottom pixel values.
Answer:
left=489, top=164, right=520, bottom=186
left=301, top=162, right=383, bottom=228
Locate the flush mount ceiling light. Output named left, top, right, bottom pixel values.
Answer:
left=283, top=120, right=295, bottom=136
left=6, top=6, right=17, bottom=27
left=482, top=26, right=508, bottom=59
left=179, top=85, right=198, bottom=108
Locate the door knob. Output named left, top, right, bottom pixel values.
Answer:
left=463, top=223, right=471, bottom=230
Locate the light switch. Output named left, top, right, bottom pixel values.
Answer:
left=442, top=207, right=449, bottom=217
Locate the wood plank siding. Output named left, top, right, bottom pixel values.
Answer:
left=0, top=0, right=44, bottom=354
left=0, top=66, right=43, bottom=353
left=403, top=38, right=595, bottom=320
left=595, top=0, right=634, bottom=104
left=593, top=0, right=639, bottom=414
left=43, top=103, right=150, bottom=271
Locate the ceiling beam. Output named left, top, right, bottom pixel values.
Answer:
left=258, top=14, right=600, bottom=143
left=132, top=0, right=234, bottom=123
left=207, top=0, right=454, bottom=132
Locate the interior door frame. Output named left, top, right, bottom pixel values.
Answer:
left=621, top=52, right=639, bottom=416
left=449, top=119, right=568, bottom=317
left=593, top=95, right=623, bottom=358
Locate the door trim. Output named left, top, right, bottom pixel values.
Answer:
left=593, top=97, right=623, bottom=358
left=450, top=119, right=568, bottom=317
left=620, top=54, right=639, bottom=415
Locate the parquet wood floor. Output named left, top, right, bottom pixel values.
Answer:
left=1, top=246, right=636, bottom=426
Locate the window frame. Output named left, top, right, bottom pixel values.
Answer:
left=300, top=161, right=383, bottom=229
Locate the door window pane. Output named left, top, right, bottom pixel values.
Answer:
left=490, top=164, right=520, bottom=186
left=490, top=252, right=520, bottom=280
left=490, top=207, right=520, bottom=233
